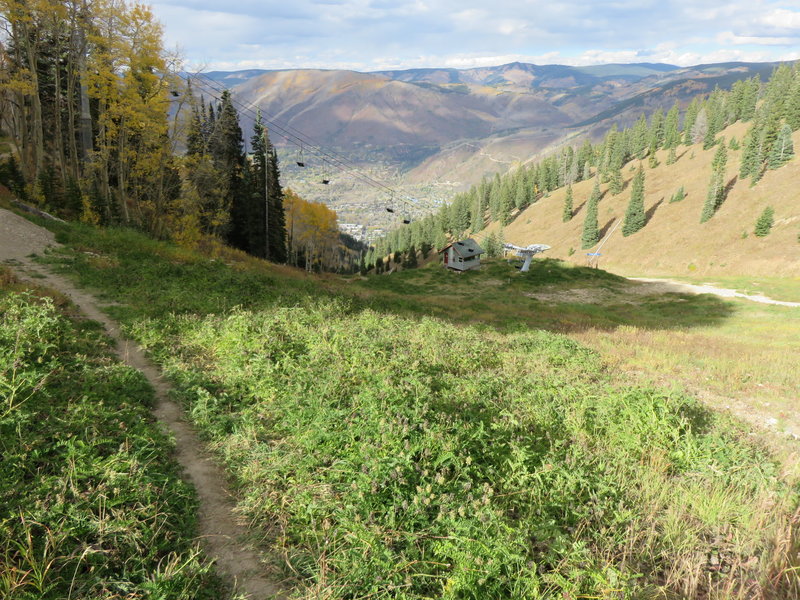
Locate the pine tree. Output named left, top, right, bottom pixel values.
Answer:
left=663, top=103, right=681, bottom=149
left=581, top=180, right=601, bottom=249
left=669, top=186, right=686, bottom=203
left=608, top=167, right=623, bottom=195
left=622, top=166, right=646, bottom=236
left=514, top=173, right=529, bottom=210
left=739, top=126, right=760, bottom=179
left=768, top=123, right=794, bottom=169
left=683, top=99, right=701, bottom=145
left=701, top=143, right=727, bottom=223
left=404, top=245, right=418, bottom=268
left=754, top=206, right=774, bottom=237
left=210, top=91, right=248, bottom=250
left=562, top=185, right=573, bottom=222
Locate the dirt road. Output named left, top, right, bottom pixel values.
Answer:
left=0, top=208, right=285, bottom=599
left=629, top=277, right=800, bottom=307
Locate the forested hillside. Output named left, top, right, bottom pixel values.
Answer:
left=0, top=0, right=365, bottom=272
left=369, top=63, right=800, bottom=277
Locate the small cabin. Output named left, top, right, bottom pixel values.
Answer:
left=439, top=238, right=485, bottom=271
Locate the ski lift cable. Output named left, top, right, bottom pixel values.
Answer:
left=186, top=76, right=414, bottom=223
left=185, top=73, right=402, bottom=192
left=184, top=71, right=414, bottom=213
left=192, top=72, right=400, bottom=195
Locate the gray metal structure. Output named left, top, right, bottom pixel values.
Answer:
left=504, top=243, right=551, bottom=272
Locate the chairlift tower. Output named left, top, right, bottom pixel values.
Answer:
left=503, top=243, right=551, bottom=272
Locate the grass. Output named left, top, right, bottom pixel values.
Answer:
left=353, top=258, right=736, bottom=333
left=0, top=268, right=224, bottom=599
left=32, top=222, right=800, bottom=599
left=357, top=260, right=800, bottom=433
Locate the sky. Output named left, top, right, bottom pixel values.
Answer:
left=148, top=0, right=800, bottom=72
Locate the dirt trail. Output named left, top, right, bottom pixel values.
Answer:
left=629, top=277, right=800, bottom=307
left=0, top=208, right=285, bottom=599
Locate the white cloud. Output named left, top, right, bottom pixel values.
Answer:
left=149, top=0, right=800, bottom=72
left=760, top=9, right=800, bottom=30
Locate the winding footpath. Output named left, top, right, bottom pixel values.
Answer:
left=0, top=209, right=285, bottom=599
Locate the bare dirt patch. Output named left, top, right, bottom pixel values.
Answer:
left=0, top=209, right=285, bottom=599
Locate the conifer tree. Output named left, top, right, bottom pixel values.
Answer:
left=683, top=99, right=701, bottom=145
left=768, top=123, right=794, bottom=169
left=669, top=186, right=686, bottom=203
left=701, top=143, right=727, bottom=223
left=739, top=126, right=760, bottom=179
left=754, top=206, right=774, bottom=237
left=622, top=166, right=646, bottom=236
left=562, top=185, right=573, bottom=222
left=663, top=103, right=681, bottom=149
left=581, top=180, right=601, bottom=249
left=608, top=167, right=623, bottom=195
left=209, top=91, right=248, bottom=250
left=404, top=245, right=418, bottom=268
left=514, top=174, right=529, bottom=210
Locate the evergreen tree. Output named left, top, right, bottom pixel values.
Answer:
left=514, top=173, right=529, bottom=211
left=754, top=206, right=774, bottom=237
left=647, top=108, right=665, bottom=152
left=631, top=114, right=649, bottom=159
left=404, top=245, right=418, bottom=268
left=483, top=231, right=504, bottom=258
left=669, top=186, right=686, bottom=203
left=768, top=123, right=794, bottom=169
left=663, top=103, right=681, bottom=149
left=701, top=143, right=728, bottom=223
left=622, top=166, right=646, bottom=236
left=739, top=126, right=760, bottom=179
left=581, top=180, right=601, bottom=249
left=682, top=99, right=701, bottom=145
left=210, top=91, right=248, bottom=251
left=608, top=167, right=623, bottom=195
left=562, top=185, right=573, bottom=222
left=249, top=111, right=287, bottom=262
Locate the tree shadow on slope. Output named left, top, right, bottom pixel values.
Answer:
left=355, top=258, right=736, bottom=334
left=43, top=224, right=735, bottom=337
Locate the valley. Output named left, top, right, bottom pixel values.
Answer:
left=204, top=61, right=786, bottom=231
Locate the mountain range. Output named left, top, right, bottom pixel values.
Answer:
left=199, top=61, right=784, bottom=232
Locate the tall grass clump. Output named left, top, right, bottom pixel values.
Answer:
left=0, top=282, right=222, bottom=599
left=44, top=225, right=800, bottom=599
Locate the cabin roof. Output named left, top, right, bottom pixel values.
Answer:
left=439, top=238, right=485, bottom=258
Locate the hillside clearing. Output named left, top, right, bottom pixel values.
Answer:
left=4, top=217, right=795, bottom=599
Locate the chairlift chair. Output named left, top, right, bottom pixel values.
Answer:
left=296, top=145, right=305, bottom=167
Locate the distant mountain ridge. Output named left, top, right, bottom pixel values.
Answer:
left=198, top=61, right=787, bottom=229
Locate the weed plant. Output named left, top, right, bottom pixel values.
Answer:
left=40, top=224, right=800, bottom=599
left=0, top=276, right=223, bottom=599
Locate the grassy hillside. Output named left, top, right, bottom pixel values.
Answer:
left=27, top=221, right=800, bottom=599
left=498, top=123, right=800, bottom=278
left=0, top=269, right=222, bottom=599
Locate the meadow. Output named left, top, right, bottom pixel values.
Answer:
left=28, top=222, right=800, bottom=599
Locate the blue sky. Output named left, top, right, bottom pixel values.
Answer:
left=149, top=0, right=800, bottom=71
